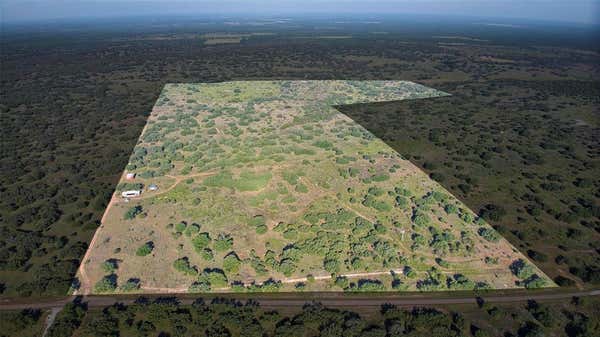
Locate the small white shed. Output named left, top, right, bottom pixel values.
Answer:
left=121, top=190, right=141, bottom=198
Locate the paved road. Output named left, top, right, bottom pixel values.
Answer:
left=2, top=289, right=599, bottom=311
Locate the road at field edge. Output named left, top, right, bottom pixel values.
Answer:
left=1, top=289, right=599, bottom=311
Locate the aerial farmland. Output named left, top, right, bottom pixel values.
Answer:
left=77, top=80, right=553, bottom=294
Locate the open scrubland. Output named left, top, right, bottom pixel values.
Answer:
left=80, top=80, right=551, bottom=293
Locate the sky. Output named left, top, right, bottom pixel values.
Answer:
left=2, top=0, right=599, bottom=24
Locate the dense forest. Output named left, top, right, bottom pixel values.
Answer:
left=2, top=295, right=599, bottom=337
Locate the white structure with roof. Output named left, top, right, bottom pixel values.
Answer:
left=121, top=190, right=141, bottom=198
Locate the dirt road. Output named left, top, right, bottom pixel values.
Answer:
left=2, top=289, right=599, bottom=311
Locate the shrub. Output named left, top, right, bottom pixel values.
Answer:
left=313, top=140, right=333, bottom=149
left=553, top=275, right=576, bottom=287
left=101, top=260, right=118, bottom=273
left=479, top=204, right=506, bottom=222
left=214, top=234, right=233, bottom=252
left=335, top=276, right=349, bottom=289
left=199, top=269, right=228, bottom=288
left=283, top=228, right=298, bottom=240
left=136, top=242, right=154, bottom=256
left=249, top=215, right=266, bottom=227
left=278, top=259, right=296, bottom=277
left=174, top=222, right=187, bottom=232
left=395, top=196, right=409, bottom=208
left=201, top=248, right=214, bottom=261
left=444, top=204, right=458, bottom=214
left=404, top=266, right=416, bottom=278
left=478, top=227, right=500, bottom=242
left=94, top=274, right=117, bottom=293
left=356, top=279, right=385, bottom=291
left=282, top=172, right=303, bottom=185
left=435, top=258, right=449, bottom=268
left=510, top=259, right=536, bottom=279
left=368, top=187, right=384, bottom=196
left=412, top=212, right=430, bottom=227
left=484, top=256, right=499, bottom=265
left=116, top=182, right=144, bottom=192
left=173, top=257, right=197, bottom=275
left=373, top=174, right=390, bottom=182
left=119, top=278, right=140, bottom=292
left=430, top=172, right=445, bottom=182
left=255, top=224, right=268, bottom=234
left=184, top=223, right=201, bottom=236
left=124, top=205, right=143, bottom=220
left=189, top=281, right=211, bottom=292
left=323, top=258, right=340, bottom=273
left=460, top=211, right=474, bottom=223
left=363, top=194, right=391, bottom=212
left=192, top=233, right=211, bottom=252
left=295, top=183, right=308, bottom=193
left=350, top=257, right=363, bottom=270
left=524, top=275, right=547, bottom=289
left=527, top=249, right=548, bottom=263
left=223, top=253, right=241, bottom=274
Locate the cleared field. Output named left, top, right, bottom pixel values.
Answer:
left=77, top=80, right=553, bottom=294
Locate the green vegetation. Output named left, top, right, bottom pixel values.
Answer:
left=135, top=242, right=154, bottom=256
left=0, top=309, right=44, bottom=337
left=192, top=233, right=212, bottom=253
left=341, top=71, right=600, bottom=287
left=124, top=205, right=143, bottom=220
left=119, top=278, right=141, bottom=292
left=101, top=259, right=118, bottom=273
left=94, top=274, right=117, bottom=293
left=3, top=25, right=591, bottom=296
left=196, top=269, right=228, bottom=289
left=27, top=296, right=600, bottom=337
left=222, top=253, right=241, bottom=273
left=204, top=171, right=272, bottom=191
left=22, top=79, right=551, bottom=294
left=214, top=234, right=233, bottom=252
left=173, top=257, right=197, bottom=276
left=478, top=227, right=501, bottom=243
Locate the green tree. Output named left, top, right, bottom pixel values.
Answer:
left=214, top=234, right=233, bottom=252
left=136, top=242, right=154, bottom=256
left=192, top=232, right=212, bottom=252
left=94, top=274, right=117, bottom=293
left=323, top=258, right=340, bottom=273
left=173, top=257, right=197, bottom=275
left=124, top=205, right=143, bottom=220
left=223, top=252, right=241, bottom=274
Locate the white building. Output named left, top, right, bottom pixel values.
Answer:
left=121, top=190, right=141, bottom=198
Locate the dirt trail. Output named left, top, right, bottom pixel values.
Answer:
left=278, top=269, right=404, bottom=285
left=41, top=307, right=62, bottom=337
left=135, top=170, right=219, bottom=200
left=138, top=269, right=406, bottom=294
